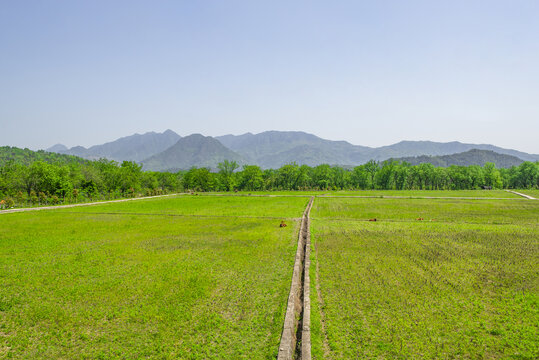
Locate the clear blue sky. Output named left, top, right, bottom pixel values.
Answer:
left=1, top=0, right=538, bottom=153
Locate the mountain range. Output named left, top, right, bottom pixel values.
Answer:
left=391, top=149, right=524, bottom=168
left=47, top=130, right=539, bottom=170
left=52, top=130, right=181, bottom=162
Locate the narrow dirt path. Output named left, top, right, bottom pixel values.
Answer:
left=0, top=194, right=182, bottom=215
left=506, top=190, right=537, bottom=200
left=278, top=197, right=314, bottom=360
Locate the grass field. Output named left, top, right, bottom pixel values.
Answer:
left=57, top=194, right=310, bottom=219
left=2, top=192, right=538, bottom=359
left=0, top=196, right=308, bottom=359
left=312, top=197, right=538, bottom=225
left=310, top=197, right=539, bottom=359
left=321, top=189, right=520, bottom=198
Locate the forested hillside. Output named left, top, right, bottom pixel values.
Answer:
left=216, top=131, right=539, bottom=167
left=393, top=149, right=524, bottom=168
left=1, top=146, right=538, bottom=209
left=0, top=147, right=181, bottom=208
left=0, top=146, right=89, bottom=166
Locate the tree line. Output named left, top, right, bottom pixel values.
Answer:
left=1, top=155, right=538, bottom=208
left=0, top=159, right=179, bottom=208
left=185, top=160, right=539, bottom=192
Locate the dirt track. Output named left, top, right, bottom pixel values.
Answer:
left=506, top=190, right=537, bottom=200
left=0, top=194, right=182, bottom=215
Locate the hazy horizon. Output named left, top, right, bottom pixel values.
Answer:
left=26, top=128, right=536, bottom=156
left=2, top=1, right=538, bottom=153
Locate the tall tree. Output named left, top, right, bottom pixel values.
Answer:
left=217, top=160, right=239, bottom=191
left=483, top=162, right=502, bottom=188
left=364, top=160, right=379, bottom=189
left=239, top=165, right=264, bottom=191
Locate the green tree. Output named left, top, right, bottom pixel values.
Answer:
left=218, top=160, right=239, bottom=191
left=375, top=161, right=397, bottom=189
left=276, top=163, right=300, bottom=190
left=483, top=162, right=502, bottom=188
left=183, top=167, right=215, bottom=191
left=331, top=166, right=351, bottom=190
left=394, top=162, right=410, bottom=190
left=364, top=160, right=379, bottom=189
left=351, top=165, right=369, bottom=189
left=239, top=165, right=264, bottom=191
left=467, top=165, right=484, bottom=189
left=311, top=164, right=332, bottom=190
left=296, top=165, right=313, bottom=190
left=513, top=162, right=539, bottom=188
left=119, top=161, right=143, bottom=194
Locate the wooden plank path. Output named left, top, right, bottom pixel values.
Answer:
left=278, top=197, right=314, bottom=360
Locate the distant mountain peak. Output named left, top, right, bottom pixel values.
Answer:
left=46, top=144, right=68, bottom=152
left=56, top=130, right=181, bottom=162
left=142, top=133, right=244, bottom=171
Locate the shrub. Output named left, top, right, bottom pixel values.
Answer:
left=4, top=197, right=14, bottom=208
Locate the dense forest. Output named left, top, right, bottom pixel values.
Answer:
left=0, top=146, right=538, bottom=208
left=392, top=149, right=524, bottom=168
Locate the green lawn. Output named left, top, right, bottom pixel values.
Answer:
left=0, top=199, right=305, bottom=359
left=310, top=198, right=539, bottom=359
